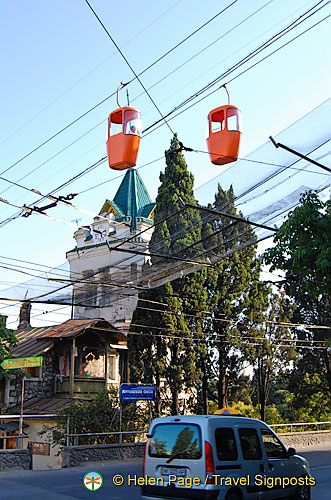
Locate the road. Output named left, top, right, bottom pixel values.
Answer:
left=0, top=444, right=330, bottom=499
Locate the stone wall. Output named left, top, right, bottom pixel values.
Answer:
left=5, top=350, right=57, bottom=408
left=277, top=431, right=331, bottom=448
left=62, top=442, right=145, bottom=468
left=63, top=432, right=331, bottom=468
left=0, top=449, right=31, bottom=471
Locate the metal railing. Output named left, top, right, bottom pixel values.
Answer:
left=66, top=430, right=148, bottom=446
left=270, top=421, right=331, bottom=433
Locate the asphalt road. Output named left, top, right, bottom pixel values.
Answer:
left=0, top=444, right=330, bottom=499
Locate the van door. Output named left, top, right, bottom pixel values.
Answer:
left=238, top=427, right=270, bottom=499
left=260, top=429, right=297, bottom=498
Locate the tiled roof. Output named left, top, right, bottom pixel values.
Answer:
left=101, top=169, right=155, bottom=230
left=11, top=319, right=126, bottom=357
left=4, top=397, right=87, bottom=415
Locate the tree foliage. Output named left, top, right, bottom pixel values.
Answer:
left=39, top=388, right=148, bottom=448
left=129, top=134, right=204, bottom=415
left=202, top=184, right=269, bottom=409
left=0, top=319, right=17, bottom=380
left=263, top=190, right=331, bottom=392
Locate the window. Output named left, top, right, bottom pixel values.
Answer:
left=210, top=109, right=225, bottom=133
left=25, top=366, right=42, bottom=379
left=149, top=424, right=202, bottom=459
left=239, top=428, right=262, bottom=460
left=124, top=110, right=142, bottom=136
left=226, top=108, right=242, bottom=132
left=107, top=355, right=117, bottom=381
left=110, top=110, right=123, bottom=135
left=261, top=430, right=287, bottom=458
left=215, top=428, right=238, bottom=461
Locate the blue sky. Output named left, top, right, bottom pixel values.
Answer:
left=0, top=0, right=330, bottom=327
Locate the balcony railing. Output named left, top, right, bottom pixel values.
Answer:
left=54, top=376, right=107, bottom=395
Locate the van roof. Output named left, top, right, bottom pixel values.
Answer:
left=150, top=415, right=267, bottom=427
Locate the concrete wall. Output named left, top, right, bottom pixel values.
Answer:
left=62, top=442, right=145, bottom=468
left=0, top=449, right=31, bottom=471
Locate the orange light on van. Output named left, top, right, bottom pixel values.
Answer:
left=213, top=407, right=242, bottom=416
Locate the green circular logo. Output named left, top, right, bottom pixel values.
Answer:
left=83, top=471, right=103, bottom=491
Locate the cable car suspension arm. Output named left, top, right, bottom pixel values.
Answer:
left=269, top=136, right=330, bottom=173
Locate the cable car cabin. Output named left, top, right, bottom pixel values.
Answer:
left=206, top=105, right=242, bottom=165
left=107, top=106, right=141, bottom=170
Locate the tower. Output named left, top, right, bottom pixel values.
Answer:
left=66, top=169, right=155, bottom=332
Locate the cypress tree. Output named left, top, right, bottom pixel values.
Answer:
left=128, top=134, right=205, bottom=415
left=202, top=184, right=268, bottom=409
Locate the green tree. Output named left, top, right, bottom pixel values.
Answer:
left=39, top=388, right=148, bottom=448
left=0, top=318, right=17, bottom=380
left=263, top=190, right=331, bottom=392
left=129, top=134, right=205, bottom=415
left=202, top=184, right=268, bottom=409
left=247, top=291, right=297, bottom=421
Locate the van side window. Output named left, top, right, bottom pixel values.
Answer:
left=239, top=428, right=262, bottom=460
left=261, top=429, right=287, bottom=458
left=215, top=428, right=238, bottom=461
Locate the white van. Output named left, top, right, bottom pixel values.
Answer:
left=141, top=412, right=312, bottom=500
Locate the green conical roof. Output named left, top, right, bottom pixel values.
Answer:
left=100, top=169, right=155, bottom=230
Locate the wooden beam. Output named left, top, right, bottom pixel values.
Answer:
left=69, top=337, right=76, bottom=396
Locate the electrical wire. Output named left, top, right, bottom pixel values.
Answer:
left=0, top=0, right=183, bottom=148
left=1, top=0, right=326, bottom=212
left=142, top=4, right=329, bottom=134
left=193, top=150, right=330, bottom=177
left=1, top=0, right=238, bottom=177
left=126, top=329, right=327, bottom=350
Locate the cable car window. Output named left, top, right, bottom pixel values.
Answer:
left=227, top=108, right=241, bottom=132
left=110, top=110, right=123, bottom=136
left=210, top=109, right=225, bottom=133
left=124, top=110, right=142, bottom=136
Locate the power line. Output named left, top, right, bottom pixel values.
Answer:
left=142, top=2, right=329, bottom=134
left=1, top=0, right=326, bottom=210
left=126, top=329, right=327, bottom=350
left=193, top=150, right=330, bottom=177
left=83, top=0, right=177, bottom=137
left=130, top=322, right=327, bottom=343
left=0, top=0, right=183, bottom=148
left=1, top=0, right=238, bottom=177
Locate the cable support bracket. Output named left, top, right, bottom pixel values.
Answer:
left=21, top=193, right=78, bottom=217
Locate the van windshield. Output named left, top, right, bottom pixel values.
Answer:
left=149, top=423, right=202, bottom=460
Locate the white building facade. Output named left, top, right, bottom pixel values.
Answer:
left=66, top=169, right=155, bottom=332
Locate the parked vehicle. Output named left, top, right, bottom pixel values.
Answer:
left=141, top=409, right=312, bottom=500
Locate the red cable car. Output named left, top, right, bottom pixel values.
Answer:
left=107, top=105, right=141, bottom=170
left=206, top=86, right=242, bottom=165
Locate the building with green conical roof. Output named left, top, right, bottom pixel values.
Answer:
left=66, top=169, right=155, bottom=330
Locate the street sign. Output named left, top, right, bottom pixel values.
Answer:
left=120, top=384, right=155, bottom=401
left=0, top=356, right=43, bottom=370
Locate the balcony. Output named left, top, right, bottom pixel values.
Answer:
left=54, top=376, right=106, bottom=396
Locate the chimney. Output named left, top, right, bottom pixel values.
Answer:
left=18, top=301, right=32, bottom=330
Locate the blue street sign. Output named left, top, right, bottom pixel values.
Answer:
left=120, top=384, right=156, bottom=401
